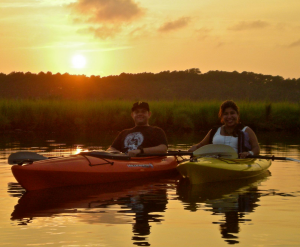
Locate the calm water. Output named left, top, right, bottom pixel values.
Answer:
left=0, top=131, right=300, bottom=246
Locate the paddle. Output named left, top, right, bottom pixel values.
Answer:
left=248, top=155, right=300, bottom=162
left=193, top=144, right=238, bottom=159
left=8, top=152, right=48, bottom=165
left=200, top=145, right=300, bottom=162
left=191, top=144, right=300, bottom=162
left=8, top=144, right=300, bottom=164
left=7, top=151, right=131, bottom=165
left=137, top=144, right=238, bottom=159
left=8, top=145, right=236, bottom=165
left=138, top=144, right=300, bottom=162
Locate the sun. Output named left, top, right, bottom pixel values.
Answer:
left=72, top=54, right=86, bottom=69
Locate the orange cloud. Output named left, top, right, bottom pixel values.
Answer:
left=288, top=39, right=300, bottom=48
left=158, top=17, right=191, bottom=32
left=228, top=20, right=270, bottom=31
left=87, top=25, right=123, bottom=39
left=195, top=27, right=212, bottom=40
left=68, top=0, right=144, bottom=39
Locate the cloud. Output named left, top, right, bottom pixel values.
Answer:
left=228, top=20, right=270, bottom=31
left=195, top=27, right=212, bottom=40
left=81, top=25, right=123, bottom=39
left=276, top=22, right=289, bottom=31
left=288, top=39, right=300, bottom=48
left=0, top=1, right=38, bottom=8
left=68, top=0, right=145, bottom=39
left=158, top=17, right=191, bottom=32
left=68, top=0, right=144, bottom=23
left=0, top=0, right=73, bottom=8
left=127, top=24, right=151, bottom=39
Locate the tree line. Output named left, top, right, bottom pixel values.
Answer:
left=0, top=69, right=299, bottom=102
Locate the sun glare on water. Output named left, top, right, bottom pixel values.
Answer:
left=72, top=54, right=86, bottom=69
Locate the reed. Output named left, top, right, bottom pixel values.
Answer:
left=0, top=99, right=299, bottom=132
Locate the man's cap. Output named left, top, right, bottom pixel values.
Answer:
left=131, top=101, right=150, bottom=112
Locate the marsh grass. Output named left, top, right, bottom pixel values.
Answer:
left=0, top=99, right=299, bottom=133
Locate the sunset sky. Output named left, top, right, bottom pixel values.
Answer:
left=1, top=0, right=300, bottom=78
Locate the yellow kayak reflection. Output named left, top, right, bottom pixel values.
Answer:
left=176, top=171, right=271, bottom=244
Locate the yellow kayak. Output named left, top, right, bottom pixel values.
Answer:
left=177, top=157, right=272, bottom=184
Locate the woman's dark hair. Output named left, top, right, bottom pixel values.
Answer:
left=218, top=100, right=240, bottom=123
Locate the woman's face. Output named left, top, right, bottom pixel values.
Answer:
left=222, top=107, right=239, bottom=127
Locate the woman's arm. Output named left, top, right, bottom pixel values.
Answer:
left=188, top=130, right=212, bottom=152
left=239, top=127, right=260, bottom=158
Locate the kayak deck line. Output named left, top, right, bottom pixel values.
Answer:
left=80, top=151, right=131, bottom=161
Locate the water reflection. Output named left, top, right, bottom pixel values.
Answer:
left=9, top=172, right=273, bottom=246
left=176, top=171, right=271, bottom=245
left=118, top=189, right=168, bottom=246
left=8, top=176, right=178, bottom=246
left=2, top=131, right=300, bottom=246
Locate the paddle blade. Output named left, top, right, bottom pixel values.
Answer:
left=193, top=144, right=238, bottom=159
left=286, top=157, right=300, bottom=162
left=8, top=152, right=48, bottom=165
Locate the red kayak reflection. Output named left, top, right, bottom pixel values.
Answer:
left=9, top=174, right=179, bottom=247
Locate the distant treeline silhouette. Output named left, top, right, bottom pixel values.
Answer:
left=1, top=69, right=299, bottom=101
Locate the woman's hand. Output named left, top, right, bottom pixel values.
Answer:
left=188, top=145, right=198, bottom=152
left=239, top=151, right=253, bottom=159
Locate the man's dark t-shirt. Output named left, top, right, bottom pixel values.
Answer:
left=110, top=126, right=168, bottom=153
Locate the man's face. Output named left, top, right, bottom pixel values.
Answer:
left=131, top=108, right=151, bottom=126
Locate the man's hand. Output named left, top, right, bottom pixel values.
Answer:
left=127, top=149, right=142, bottom=157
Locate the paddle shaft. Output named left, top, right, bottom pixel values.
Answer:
left=249, top=155, right=300, bottom=162
left=137, top=151, right=193, bottom=157
left=8, top=144, right=300, bottom=164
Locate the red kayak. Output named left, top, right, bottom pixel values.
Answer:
left=10, top=152, right=178, bottom=191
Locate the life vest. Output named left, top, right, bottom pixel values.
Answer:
left=209, top=125, right=251, bottom=154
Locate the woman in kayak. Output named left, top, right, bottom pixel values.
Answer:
left=188, top=100, right=260, bottom=158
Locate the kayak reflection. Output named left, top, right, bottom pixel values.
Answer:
left=177, top=171, right=271, bottom=245
left=9, top=176, right=178, bottom=247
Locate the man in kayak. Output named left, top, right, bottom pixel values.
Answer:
left=107, top=101, right=168, bottom=156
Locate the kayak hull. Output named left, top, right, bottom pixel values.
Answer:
left=11, top=155, right=178, bottom=191
left=177, top=157, right=272, bottom=184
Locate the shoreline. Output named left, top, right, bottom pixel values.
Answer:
left=0, top=99, right=299, bottom=133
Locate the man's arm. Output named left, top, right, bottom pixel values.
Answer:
left=127, top=144, right=167, bottom=157
left=144, top=144, right=168, bottom=154
left=106, top=146, right=121, bottom=153
left=106, top=131, right=124, bottom=153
